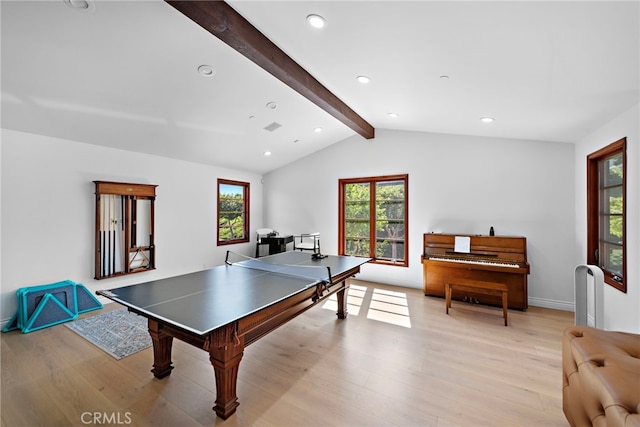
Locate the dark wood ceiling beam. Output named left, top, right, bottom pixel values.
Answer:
left=166, top=0, right=374, bottom=140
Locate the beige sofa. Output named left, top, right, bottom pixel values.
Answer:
left=562, top=326, right=640, bottom=426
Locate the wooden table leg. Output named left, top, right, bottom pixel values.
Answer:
left=336, top=281, right=350, bottom=319
left=207, top=325, right=245, bottom=420
left=148, top=319, right=174, bottom=378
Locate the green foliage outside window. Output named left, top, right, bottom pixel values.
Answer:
left=375, top=180, right=406, bottom=261
left=219, top=193, right=245, bottom=241
left=345, top=183, right=371, bottom=257
left=601, top=153, right=623, bottom=276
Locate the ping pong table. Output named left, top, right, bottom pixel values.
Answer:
left=96, top=251, right=369, bottom=419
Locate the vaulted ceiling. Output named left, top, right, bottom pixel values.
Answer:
left=2, top=1, right=638, bottom=174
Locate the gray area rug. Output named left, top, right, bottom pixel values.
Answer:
left=65, top=308, right=151, bottom=360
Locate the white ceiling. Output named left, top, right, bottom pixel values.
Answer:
left=2, top=1, right=639, bottom=174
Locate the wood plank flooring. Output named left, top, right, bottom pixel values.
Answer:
left=1, top=279, right=573, bottom=426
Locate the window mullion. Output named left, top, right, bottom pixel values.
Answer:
left=369, top=181, right=376, bottom=259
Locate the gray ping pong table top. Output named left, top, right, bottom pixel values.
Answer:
left=97, top=251, right=368, bottom=335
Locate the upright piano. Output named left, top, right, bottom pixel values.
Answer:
left=421, top=233, right=530, bottom=310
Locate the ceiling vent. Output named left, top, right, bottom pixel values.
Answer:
left=264, top=122, right=282, bottom=132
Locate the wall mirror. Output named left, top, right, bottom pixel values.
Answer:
left=94, top=181, right=157, bottom=279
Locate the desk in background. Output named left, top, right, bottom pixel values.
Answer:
left=260, top=234, right=293, bottom=256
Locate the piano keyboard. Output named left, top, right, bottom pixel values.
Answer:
left=428, top=257, right=520, bottom=268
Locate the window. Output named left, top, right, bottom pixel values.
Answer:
left=339, top=174, right=408, bottom=266
left=587, top=138, right=626, bottom=292
left=217, top=179, right=249, bottom=245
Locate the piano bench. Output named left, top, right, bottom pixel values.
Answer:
left=445, top=280, right=509, bottom=326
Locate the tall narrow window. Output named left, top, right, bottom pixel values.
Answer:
left=217, top=179, right=250, bottom=245
left=339, top=174, right=408, bottom=266
left=587, top=138, right=626, bottom=292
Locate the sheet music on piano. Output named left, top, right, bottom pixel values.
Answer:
left=454, top=236, right=471, bottom=253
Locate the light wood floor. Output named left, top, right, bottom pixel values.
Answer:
left=1, top=279, right=573, bottom=426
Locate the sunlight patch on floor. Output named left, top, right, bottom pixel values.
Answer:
left=322, top=284, right=411, bottom=327
left=367, top=288, right=411, bottom=328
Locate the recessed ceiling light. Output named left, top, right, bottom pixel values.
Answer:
left=306, top=14, right=326, bottom=29
left=197, top=65, right=215, bottom=77
left=356, top=75, right=371, bottom=84
left=388, top=112, right=399, bottom=118
left=265, top=101, right=277, bottom=110
left=313, top=127, right=323, bottom=133
left=264, top=151, right=272, bottom=156
left=440, top=75, right=450, bottom=80
left=480, top=117, right=495, bottom=123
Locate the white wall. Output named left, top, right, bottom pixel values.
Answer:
left=264, top=129, right=576, bottom=310
left=1, top=129, right=263, bottom=323
left=574, top=103, right=639, bottom=333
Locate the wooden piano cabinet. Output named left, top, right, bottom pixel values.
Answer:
left=421, top=233, right=530, bottom=311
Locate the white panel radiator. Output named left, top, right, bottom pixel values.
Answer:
left=574, top=264, right=604, bottom=329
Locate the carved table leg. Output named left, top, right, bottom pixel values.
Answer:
left=336, top=281, right=350, bottom=319
left=207, top=325, right=245, bottom=419
left=148, top=319, right=174, bottom=378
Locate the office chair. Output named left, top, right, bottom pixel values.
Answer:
left=293, top=233, right=320, bottom=254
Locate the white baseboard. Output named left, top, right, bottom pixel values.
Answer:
left=529, top=296, right=574, bottom=312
